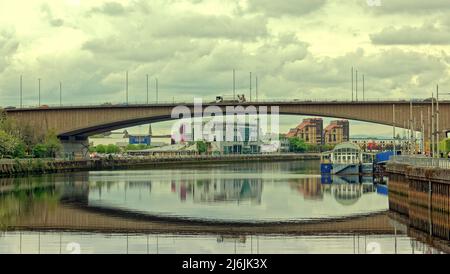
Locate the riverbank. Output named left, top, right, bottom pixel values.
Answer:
left=0, top=153, right=319, bottom=176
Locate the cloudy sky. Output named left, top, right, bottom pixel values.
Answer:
left=1, top=0, right=449, bottom=136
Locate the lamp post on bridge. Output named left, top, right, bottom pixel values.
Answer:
left=362, top=74, right=365, bottom=101
left=126, top=71, right=129, bottom=105
left=249, top=72, right=252, bottom=102
left=155, top=78, right=159, bottom=103
left=356, top=69, right=358, bottom=102
left=146, top=74, right=149, bottom=105
left=406, top=101, right=428, bottom=155
left=19, top=75, right=23, bottom=108
left=430, top=86, right=450, bottom=158
left=38, top=78, right=41, bottom=107
left=59, top=81, right=62, bottom=107
left=351, top=67, right=366, bottom=102
left=256, top=76, right=258, bottom=102
left=351, top=67, right=354, bottom=102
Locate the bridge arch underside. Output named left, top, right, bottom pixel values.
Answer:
left=59, top=115, right=179, bottom=139
left=59, top=111, right=406, bottom=139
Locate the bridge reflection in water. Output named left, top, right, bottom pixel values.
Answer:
left=0, top=164, right=448, bottom=254
left=0, top=230, right=444, bottom=254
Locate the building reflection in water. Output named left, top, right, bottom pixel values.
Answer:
left=57, top=174, right=384, bottom=207
left=171, top=179, right=263, bottom=204
left=169, top=175, right=382, bottom=205
left=288, top=175, right=379, bottom=204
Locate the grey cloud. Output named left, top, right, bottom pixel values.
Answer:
left=50, top=18, right=64, bottom=27
left=82, top=36, right=216, bottom=63
left=370, top=25, right=450, bottom=45
left=89, top=2, right=127, bottom=16
left=151, top=14, right=268, bottom=40
left=247, top=0, right=326, bottom=17
left=81, top=10, right=269, bottom=64
left=364, top=0, right=450, bottom=14
left=2, top=0, right=450, bottom=109
left=0, top=30, right=19, bottom=73
left=280, top=48, right=448, bottom=100
left=40, top=4, right=64, bottom=27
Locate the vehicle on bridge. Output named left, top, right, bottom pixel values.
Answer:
left=215, top=94, right=246, bottom=103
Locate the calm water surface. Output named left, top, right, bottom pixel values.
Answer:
left=0, top=160, right=448, bottom=254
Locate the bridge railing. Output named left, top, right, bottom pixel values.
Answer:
left=390, top=155, right=450, bottom=169
left=5, top=98, right=449, bottom=109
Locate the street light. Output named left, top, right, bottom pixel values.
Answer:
left=398, top=102, right=427, bottom=155
left=155, top=78, right=158, bottom=103
left=38, top=78, right=41, bottom=106
left=146, top=74, right=149, bottom=105
left=59, top=82, right=62, bottom=107
left=19, top=75, right=23, bottom=108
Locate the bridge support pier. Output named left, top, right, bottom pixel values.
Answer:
left=59, top=136, right=90, bottom=159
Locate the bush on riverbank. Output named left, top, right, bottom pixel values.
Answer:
left=90, top=144, right=121, bottom=154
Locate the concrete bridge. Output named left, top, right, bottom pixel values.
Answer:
left=4, top=100, right=450, bottom=156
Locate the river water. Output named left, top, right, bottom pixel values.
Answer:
left=0, top=160, right=448, bottom=254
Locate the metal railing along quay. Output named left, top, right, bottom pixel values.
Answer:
left=390, top=155, right=450, bottom=169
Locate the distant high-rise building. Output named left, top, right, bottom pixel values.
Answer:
left=330, top=120, right=349, bottom=141
left=286, top=118, right=323, bottom=145
left=324, top=124, right=344, bottom=145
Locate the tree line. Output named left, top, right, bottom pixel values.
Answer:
left=0, top=109, right=61, bottom=159
left=89, top=144, right=154, bottom=154
left=287, top=136, right=335, bottom=153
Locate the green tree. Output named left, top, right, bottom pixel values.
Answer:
left=13, top=142, right=27, bottom=158
left=196, top=141, right=208, bottom=154
left=288, top=137, right=307, bottom=153
left=0, top=130, right=21, bottom=158
left=321, top=144, right=335, bottom=152
left=0, top=110, right=46, bottom=158
left=88, top=146, right=96, bottom=153
left=440, top=138, right=450, bottom=157
left=96, top=144, right=106, bottom=153
left=32, top=144, right=48, bottom=158
left=19, top=123, right=45, bottom=153
left=44, top=131, right=62, bottom=158
left=106, top=144, right=120, bottom=154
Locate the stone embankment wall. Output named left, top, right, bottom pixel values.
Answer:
left=0, top=154, right=320, bottom=176
left=387, top=162, right=450, bottom=184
